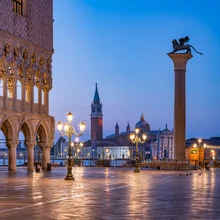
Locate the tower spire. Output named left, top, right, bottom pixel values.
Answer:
left=93, top=83, right=100, bottom=104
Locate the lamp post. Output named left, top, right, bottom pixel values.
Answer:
left=193, top=138, right=206, bottom=168
left=130, top=128, right=147, bottom=173
left=57, top=112, right=86, bottom=180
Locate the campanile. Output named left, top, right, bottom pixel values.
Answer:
left=91, top=83, right=103, bottom=141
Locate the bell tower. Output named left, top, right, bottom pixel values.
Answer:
left=91, top=83, right=103, bottom=141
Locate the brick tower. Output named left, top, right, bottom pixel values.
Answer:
left=91, top=83, right=103, bottom=141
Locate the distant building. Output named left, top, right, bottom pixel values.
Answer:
left=185, top=137, right=220, bottom=161
left=87, top=84, right=175, bottom=160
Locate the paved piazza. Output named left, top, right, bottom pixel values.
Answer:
left=0, top=167, right=220, bottom=220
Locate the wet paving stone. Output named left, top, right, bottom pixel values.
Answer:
left=0, top=167, right=220, bottom=219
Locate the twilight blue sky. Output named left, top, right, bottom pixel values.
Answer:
left=51, top=0, right=220, bottom=142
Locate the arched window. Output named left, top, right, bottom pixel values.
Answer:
left=34, top=85, right=38, bottom=103
left=17, top=80, right=22, bottom=100
left=42, top=89, right=45, bottom=105
left=0, top=78, right=3, bottom=96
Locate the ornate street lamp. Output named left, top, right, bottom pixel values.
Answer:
left=193, top=138, right=206, bottom=167
left=130, top=128, right=147, bottom=173
left=57, top=112, right=86, bottom=180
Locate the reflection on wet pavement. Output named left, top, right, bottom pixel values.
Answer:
left=0, top=167, right=220, bottom=219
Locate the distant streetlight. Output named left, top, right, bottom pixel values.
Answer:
left=105, top=148, right=109, bottom=159
left=211, top=149, right=215, bottom=160
left=130, top=128, right=147, bottom=173
left=57, top=112, right=86, bottom=180
left=193, top=138, right=206, bottom=167
left=71, top=138, right=83, bottom=159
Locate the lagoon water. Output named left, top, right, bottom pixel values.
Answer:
left=0, top=158, right=127, bottom=167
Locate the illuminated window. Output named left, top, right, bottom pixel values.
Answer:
left=13, top=0, right=23, bottom=15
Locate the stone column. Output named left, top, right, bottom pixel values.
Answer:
left=27, top=143, right=35, bottom=172
left=21, top=79, right=26, bottom=111
left=30, top=83, right=34, bottom=113
left=44, top=89, right=49, bottom=114
left=3, top=76, right=7, bottom=109
left=8, top=143, right=17, bottom=172
left=12, top=78, right=17, bottom=111
left=168, top=53, right=193, bottom=160
left=41, top=146, right=51, bottom=170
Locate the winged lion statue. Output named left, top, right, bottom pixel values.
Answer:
left=169, top=36, right=203, bottom=55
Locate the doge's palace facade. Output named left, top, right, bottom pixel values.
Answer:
left=0, top=0, right=54, bottom=172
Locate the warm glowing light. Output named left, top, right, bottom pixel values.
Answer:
left=193, top=143, right=197, bottom=148
left=106, top=149, right=109, bottom=152
left=77, top=149, right=80, bottom=152
left=71, top=142, right=74, bottom=147
left=135, top=128, right=139, bottom=134
left=57, top=121, right=63, bottom=131
left=198, top=138, right=202, bottom=144
left=142, top=134, right=147, bottom=140
left=79, top=121, right=86, bottom=132
left=67, top=112, right=73, bottom=123
left=203, top=143, right=207, bottom=148
left=75, top=138, right=79, bottom=142
left=80, top=143, right=83, bottom=147
left=64, top=123, right=69, bottom=132
left=130, top=133, right=135, bottom=140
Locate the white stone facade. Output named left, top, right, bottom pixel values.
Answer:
left=0, top=0, right=54, bottom=172
left=150, top=127, right=174, bottom=160
left=97, top=146, right=131, bottom=160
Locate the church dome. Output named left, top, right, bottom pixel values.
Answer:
left=135, top=114, right=150, bottom=133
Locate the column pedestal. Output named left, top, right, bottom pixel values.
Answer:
left=168, top=53, right=193, bottom=160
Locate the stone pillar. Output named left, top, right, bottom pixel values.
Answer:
left=30, top=83, right=34, bottom=113
left=8, top=143, right=17, bottom=172
left=44, top=89, right=49, bottom=114
left=3, top=76, right=7, bottom=109
left=41, top=146, right=51, bottom=170
left=12, top=78, right=17, bottom=111
left=21, top=79, right=26, bottom=111
left=27, top=143, right=35, bottom=172
left=168, top=53, right=193, bottom=160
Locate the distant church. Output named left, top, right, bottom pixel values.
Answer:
left=89, top=84, right=175, bottom=160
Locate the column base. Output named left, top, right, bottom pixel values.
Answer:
left=65, top=175, right=75, bottom=180
left=133, top=168, right=140, bottom=173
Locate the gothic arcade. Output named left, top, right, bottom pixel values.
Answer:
left=0, top=0, right=54, bottom=172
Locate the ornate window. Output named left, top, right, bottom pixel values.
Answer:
left=13, top=0, right=23, bottom=15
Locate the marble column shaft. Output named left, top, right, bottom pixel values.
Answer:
left=168, top=53, right=193, bottom=160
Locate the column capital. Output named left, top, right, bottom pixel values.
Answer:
left=26, top=142, right=36, bottom=148
left=7, top=140, right=18, bottom=148
left=168, top=53, right=193, bottom=70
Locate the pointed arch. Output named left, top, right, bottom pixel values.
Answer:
left=0, top=116, right=17, bottom=143
left=18, top=119, right=34, bottom=144
left=35, top=121, right=48, bottom=143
